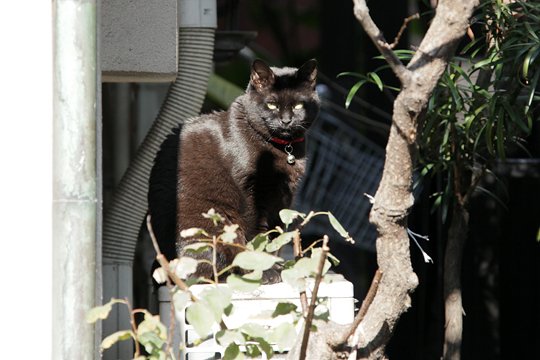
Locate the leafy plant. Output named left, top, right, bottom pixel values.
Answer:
left=88, top=208, right=355, bottom=359
left=342, top=0, right=540, bottom=216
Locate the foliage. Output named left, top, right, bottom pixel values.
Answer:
left=342, top=0, right=540, bottom=219
left=88, top=209, right=354, bottom=359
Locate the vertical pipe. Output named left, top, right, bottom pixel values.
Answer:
left=53, top=0, right=98, bottom=359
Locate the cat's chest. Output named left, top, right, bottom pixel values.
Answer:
left=242, top=148, right=305, bottom=199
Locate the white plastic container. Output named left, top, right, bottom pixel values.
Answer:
left=158, top=273, right=355, bottom=359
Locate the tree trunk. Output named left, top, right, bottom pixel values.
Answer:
left=443, top=203, right=469, bottom=360
left=351, top=1, right=479, bottom=358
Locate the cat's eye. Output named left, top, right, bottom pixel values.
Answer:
left=266, top=102, right=278, bottom=110
left=293, top=103, right=304, bottom=110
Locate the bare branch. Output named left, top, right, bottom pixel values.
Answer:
left=126, top=298, right=141, bottom=357
left=299, top=235, right=330, bottom=360
left=146, top=214, right=197, bottom=301
left=292, top=229, right=309, bottom=315
left=389, top=13, right=420, bottom=49
left=352, top=0, right=411, bottom=84
left=336, top=269, right=383, bottom=347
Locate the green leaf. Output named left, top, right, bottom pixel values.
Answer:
left=281, top=267, right=307, bottom=291
left=172, top=289, right=191, bottom=312
left=223, top=342, right=244, bottom=360
left=227, top=273, right=261, bottom=293
left=222, top=224, right=239, bottom=243
left=137, top=313, right=168, bottom=341
left=253, top=337, right=273, bottom=359
left=272, top=302, right=298, bottom=317
left=170, top=257, right=198, bottom=279
left=216, top=329, right=246, bottom=347
left=240, top=323, right=267, bottom=339
left=179, top=227, right=208, bottom=238
left=269, top=322, right=297, bottom=351
left=232, top=251, right=283, bottom=271
left=327, top=252, right=341, bottom=267
left=86, top=298, right=125, bottom=324
left=203, top=286, right=232, bottom=322
left=245, top=344, right=262, bottom=357
left=266, top=231, right=295, bottom=252
left=246, top=234, right=269, bottom=251
left=101, top=330, right=134, bottom=350
left=138, top=330, right=166, bottom=355
left=279, top=209, right=305, bottom=227
left=152, top=267, right=168, bottom=285
left=186, top=301, right=216, bottom=337
left=368, top=72, right=384, bottom=91
left=496, top=108, right=506, bottom=159
left=327, top=213, right=354, bottom=243
left=313, top=304, right=330, bottom=322
left=202, top=208, right=225, bottom=225
left=345, top=80, right=367, bottom=109
left=183, top=242, right=212, bottom=254
left=310, top=248, right=332, bottom=275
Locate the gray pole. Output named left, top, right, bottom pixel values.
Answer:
left=53, top=0, right=98, bottom=359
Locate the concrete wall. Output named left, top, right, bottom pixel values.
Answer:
left=101, top=0, right=177, bottom=82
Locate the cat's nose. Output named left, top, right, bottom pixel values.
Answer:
left=280, top=117, right=292, bottom=125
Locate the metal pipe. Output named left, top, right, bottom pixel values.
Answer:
left=53, top=0, right=98, bottom=359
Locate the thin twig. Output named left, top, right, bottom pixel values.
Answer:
left=352, top=0, right=411, bottom=84
left=292, top=229, right=309, bottom=315
left=126, top=297, right=141, bottom=357
left=336, top=269, right=383, bottom=346
left=212, top=236, right=219, bottom=284
left=147, top=215, right=228, bottom=331
left=389, top=13, right=420, bottom=49
left=146, top=215, right=196, bottom=301
left=299, top=235, right=330, bottom=360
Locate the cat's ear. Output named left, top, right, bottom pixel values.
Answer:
left=250, top=59, right=275, bottom=92
left=297, top=59, right=318, bottom=89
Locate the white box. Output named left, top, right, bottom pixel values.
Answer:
left=158, top=274, right=355, bottom=359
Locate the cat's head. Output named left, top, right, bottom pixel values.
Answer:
left=245, top=59, right=320, bottom=141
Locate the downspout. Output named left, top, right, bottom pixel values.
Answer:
left=103, top=1, right=216, bottom=265
left=52, top=0, right=98, bottom=359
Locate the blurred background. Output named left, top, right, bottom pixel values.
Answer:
left=101, top=1, right=540, bottom=358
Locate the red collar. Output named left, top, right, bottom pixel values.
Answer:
left=270, top=137, right=305, bottom=145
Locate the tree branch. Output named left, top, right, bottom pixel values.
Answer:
left=350, top=0, right=479, bottom=358
left=336, top=269, right=383, bottom=347
left=389, top=13, right=420, bottom=49
left=299, top=235, right=330, bottom=360
left=293, top=229, right=309, bottom=315
left=352, top=0, right=411, bottom=84
left=146, top=215, right=197, bottom=301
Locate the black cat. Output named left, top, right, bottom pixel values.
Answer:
left=148, top=59, right=320, bottom=282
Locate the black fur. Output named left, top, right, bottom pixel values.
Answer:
left=148, top=59, right=320, bottom=281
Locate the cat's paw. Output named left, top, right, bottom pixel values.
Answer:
left=261, top=267, right=282, bottom=284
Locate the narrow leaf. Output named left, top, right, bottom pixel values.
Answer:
left=101, top=330, right=134, bottom=350
left=327, top=213, right=354, bottom=243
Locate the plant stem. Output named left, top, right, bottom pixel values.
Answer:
left=292, top=229, right=309, bottom=315
left=336, top=269, right=383, bottom=346
left=126, top=298, right=141, bottom=357
left=146, top=215, right=197, bottom=301
left=299, top=235, right=330, bottom=360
